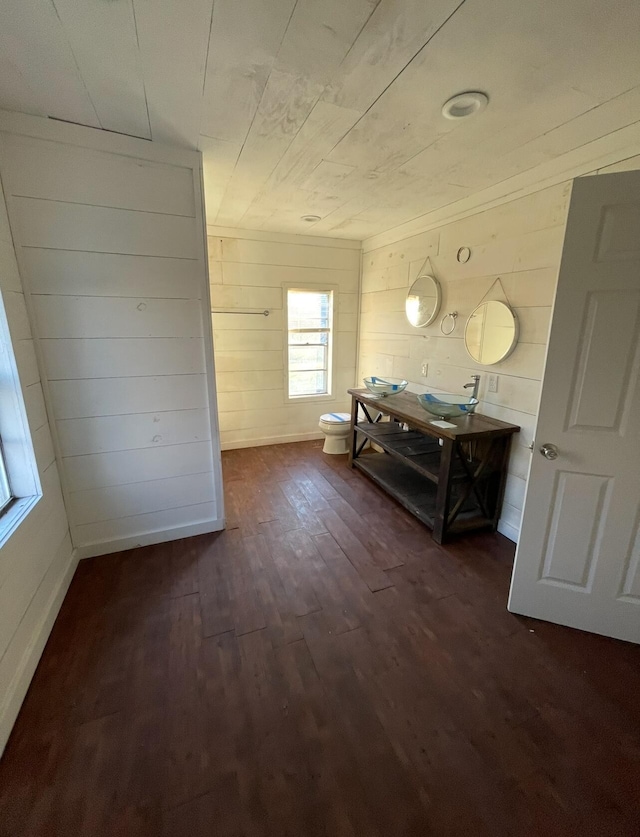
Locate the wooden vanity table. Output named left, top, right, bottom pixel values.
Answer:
left=347, top=388, right=520, bottom=543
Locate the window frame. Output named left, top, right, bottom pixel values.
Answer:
left=0, top=437, right=13, bottom=516
left=0, top=290, right=42, bottom=547
left=284, top=283, right=339, bottom=404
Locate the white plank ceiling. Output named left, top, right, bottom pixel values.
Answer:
left=2, top=0, right=640, bottom=240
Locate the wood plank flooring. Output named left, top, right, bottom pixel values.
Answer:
left=1, top=440, right=639, bottom=836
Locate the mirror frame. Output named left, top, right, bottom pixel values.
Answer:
left=405, top=273, right=441, bottom=328
left=464, top=300, right=519, bottom=365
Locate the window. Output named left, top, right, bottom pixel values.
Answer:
left=0, top=290, right=41, bottom=544
left=286, top=288, right=334, bottom=398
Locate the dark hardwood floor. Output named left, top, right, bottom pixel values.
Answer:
left=1, top=441, right=639, bottom=836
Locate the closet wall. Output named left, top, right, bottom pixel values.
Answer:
left=0, top=112, right=223, bottom=558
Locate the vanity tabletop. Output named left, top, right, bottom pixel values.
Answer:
left=348, top=388, right=520, bottom=442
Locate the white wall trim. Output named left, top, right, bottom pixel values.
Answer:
left=221, top=430, right=324, bottom=451
left=75, top=516, right=225, bottom=560
left=0, top=539, right=77, bottom=755
left=196, top=157, right=226, bottom=533
left=354, top=249, right=364, bottom=391
left=497, top=519, right=519, bottom=544
left=207, top=225, right=362, bottom=250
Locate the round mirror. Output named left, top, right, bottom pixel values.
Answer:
left=405, top=274, right=441, bottom=327
left=464, top=301, right=519, bottom=364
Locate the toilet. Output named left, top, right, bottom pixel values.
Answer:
left=318, top=412, right=351, bottom=454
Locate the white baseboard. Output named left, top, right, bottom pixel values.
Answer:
left=497, top=518, right=519, bottom=544
left=75, top=517, right=225, bottom=560
left=0, top=538, right=78, bottom=755
left=221, top=431, right=324, bottom=451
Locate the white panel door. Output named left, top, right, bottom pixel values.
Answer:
left=509, top=170, right=640, bottom=643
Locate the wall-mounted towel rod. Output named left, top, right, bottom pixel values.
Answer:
left=211, top=309, right=270, bottom=316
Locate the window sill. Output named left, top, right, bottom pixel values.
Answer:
left=0, top=494, right=42, bottom=549
left=286, top=392, right=338, bottom=405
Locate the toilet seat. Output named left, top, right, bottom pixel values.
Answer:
left=319, top=412, right=350, bottom=425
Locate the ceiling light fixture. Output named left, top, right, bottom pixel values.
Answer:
left=301, top=214, right=321, bottom=222
left=441, top=91, right=488, bottom=120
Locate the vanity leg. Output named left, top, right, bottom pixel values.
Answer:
left=490, top=435, right=512, bottom=530
left=347, top=396, right=358, bottom=468
left=433, top=438, right=455, bottom=543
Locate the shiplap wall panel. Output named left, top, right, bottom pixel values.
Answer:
left=0, top=462, right=66, bottom=591
left=218, top=238, right=361, bottom=272
left=49, top=375, right=207, bottom=420
left=0, top=530, right=73, bottom=754
left=11, top=198, right=198, bottom=258
left=0, top=179, right=75, bottom=755
left=32, top=297, right=203, bottom=339
left=0, top=466, right=69, bottom=661
left=211, top=284, right=283, bottom=310
left=68, top=472, right=215, bottom=526
left=211, top=330, right=283, bottom=354
left=219, top=262, right=359, bottom=292
left=217, top=389, right=285, bottom=413
left=74, top=502, right=219, bottom=550
left=57, top=409, right=211, bottom=457
left=208, top=227, right=360, bottom=449
left=0, top=121, right=223, bottom=570
left=3, top=290, right=32, bottom=340
left=358, top=183, right=572, bottom=543
left=214, top=350, right=283, bottom=373
left=32, top=422, right=56, bottom=473
left=215, top=370, right=284, bottom=393
left=63, top=442, right=214, bottom=492
left=22, top=382, right=48, bottom=433
left=42, top=338, right=206, bottom=380
left=12, top=340, right=40, bottom=387
left=22, top=250, right=202, bottom=299
left=3, top=136, right=193, bottom=215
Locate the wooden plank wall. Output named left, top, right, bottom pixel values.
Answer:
left=0, top=117, right=224, bottom=559
left=0, top=178, right=75, bottom=754
left=359, top=182, right=573, bottom=543
left=208, top=228, right=361, bottom=449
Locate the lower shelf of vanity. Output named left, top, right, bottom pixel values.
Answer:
left=347, top=388, right=520, bottom=542
left=352, top=451, right=493, bottom=535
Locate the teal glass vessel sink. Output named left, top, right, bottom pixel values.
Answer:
left=417, top=392, right=479, bottom=419
left=363, top=376, right=408, bottom=397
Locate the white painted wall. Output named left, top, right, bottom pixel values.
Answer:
left=359, top=183, right=573, bottom=543
left=208, top=227, right=360, bottom=449
left=0, top=111, right=224, bottom=559
left=0, top=175, right=75, bottom=754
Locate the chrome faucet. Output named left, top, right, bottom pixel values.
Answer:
left=464, top=375, right=480, bottom=400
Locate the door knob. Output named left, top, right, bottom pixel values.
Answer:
left=539, top=443, right=558, bottom=460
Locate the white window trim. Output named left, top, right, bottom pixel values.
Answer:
left=0, top=292, right=42, bottom=548
left=283, top=282, right=339, bottom=404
